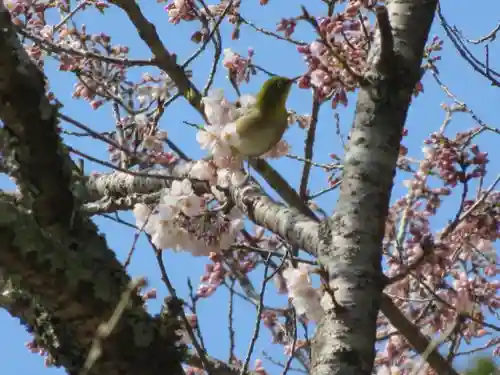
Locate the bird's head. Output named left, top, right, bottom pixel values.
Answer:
left=255, top=76, right=294, bottom=114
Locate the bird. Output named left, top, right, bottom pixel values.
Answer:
left=232, top=76, right=294, bottom=158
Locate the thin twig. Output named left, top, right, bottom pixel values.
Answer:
left=238, top=16, right=306, bottom=46
left=281, top=308, right=297, bottom=375
left=67, top=146, right=180, bottom=181
left=182, top=0, right=234, bottom=68
left=54, top=0, right=89, bottom=32
left=228, top=278, right=236, bottom=362
left=250, top=64, right=280, bottom=77
left=231, top=245, right=317, bottom=266
left=430, top=68, right=500, bottom=135
left=111, top=102, right=129, bottom=169
left=409, top=316, right=463, bottom=375
left=285, top=154, right=342, bottom=171
left=99, top=213, right=138, bottom=229
left=240, top=255, right=272, bottom=375
left=152, top=240, right=212, bottom=373
left=165, top=138, right=192, bottom=161
left=440, top=174, right=500, bottom=239
left=299, top=98, right=321, bottom=200
left=307, top=180, right=342, bottom=200
left=437, top=5, right=500, bottom=86
left=198, top=0, right=224, bottom=95
left=59, top=113, right=126, bottom=152
left=461, top=22, right=500, bottom=44
left=411, top=275, right=500, bottom=332
left=124, top=208, right=155, bottom=268
left=187, top=278, right=207, bottom=350
left=261, top=351, right=307, bottom=374
left=18, top=27, right=156, bottom=67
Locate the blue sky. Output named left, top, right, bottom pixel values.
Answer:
left=0, top=0, right=499, bottom=374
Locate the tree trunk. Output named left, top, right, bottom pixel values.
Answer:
left=311, top=1, right=438, bottom=374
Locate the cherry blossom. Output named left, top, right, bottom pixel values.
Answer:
left=282, top=264, right=324, bottom=322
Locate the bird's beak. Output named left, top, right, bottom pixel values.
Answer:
left=290, top=75, right=302, bottom=83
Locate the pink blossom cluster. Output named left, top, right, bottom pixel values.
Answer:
left=423, top=36, right=444, bottom=66
left=9, top=1, right=173, bottom=113
left=106, top=115, right=176, bottom=168
left=276, top=17, right=297, bottom=38
left=163, top=0, right=243, bottom=46
left=133, top=178, right=244, bottom=256
left=293, top=5, right=373, bottom=105
left=222, top=48, right=255, bottom=84
left=412, top=36, right=444, bottom=97
left=131, top=85, right=295, bottom=299
left=261, top=309, right=311, bottom=359
left=163, top=0, right=240, bottom=24
left=26, top=340, right=54, bottom=367
left=24, top=15, right=129, bottom=109
left=164, top=0, right=197, bottom=24
left=196, top=253, right=228, bottom=298
left=374, top=335, right=420, bottom=375
left=377, top=125, right=499, bottom=369
left=423, top=130, right=489, bottom=187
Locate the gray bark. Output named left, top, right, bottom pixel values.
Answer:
left=0, top=6, right=185, bottom=375
left=311, top=1, right=439, bottom=375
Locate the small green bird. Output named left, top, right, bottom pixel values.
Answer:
left=233, top=76, right=294, bottom=157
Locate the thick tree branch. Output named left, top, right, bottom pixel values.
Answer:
left=85, top=170, right=173, bottom=202
left=374, top=5, right=395, bottom=76
left=85, top=169, right=321, bottom=255
left=311, top=1, right=445, bottom=375
left=0, top=7, right=186, bottom=375
left=248, top=158, right=318, bottom=220
left=185, top=351, right=261, bottom=375
left=0, top=276, right=86, bottom=368
left=0, top=196, right=185, bottom=375
left=0, top=6, right=74, bottom=231
left=0, top=269, right=255, bottom=375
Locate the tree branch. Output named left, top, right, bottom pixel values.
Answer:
left=84, top=168, right=321, bottom=255
left=0, top=7, right=186, bottom=374
left=374, top=5, right=395, bottom=75
left=311, top=1, right=451, bottom=375
left=0, top=267, right=258, bottom=375
left=0, top=6, right=75, bottom=231
left=0, top=196, right=185, bottom=375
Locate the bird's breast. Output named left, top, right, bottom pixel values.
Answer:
left=236, top=118, right=287, bottom=157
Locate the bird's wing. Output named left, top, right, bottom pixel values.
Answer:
left=234, top=108, right=263, bottom=136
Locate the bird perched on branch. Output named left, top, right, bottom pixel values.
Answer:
left=232, top=76, right=294, bottom=157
